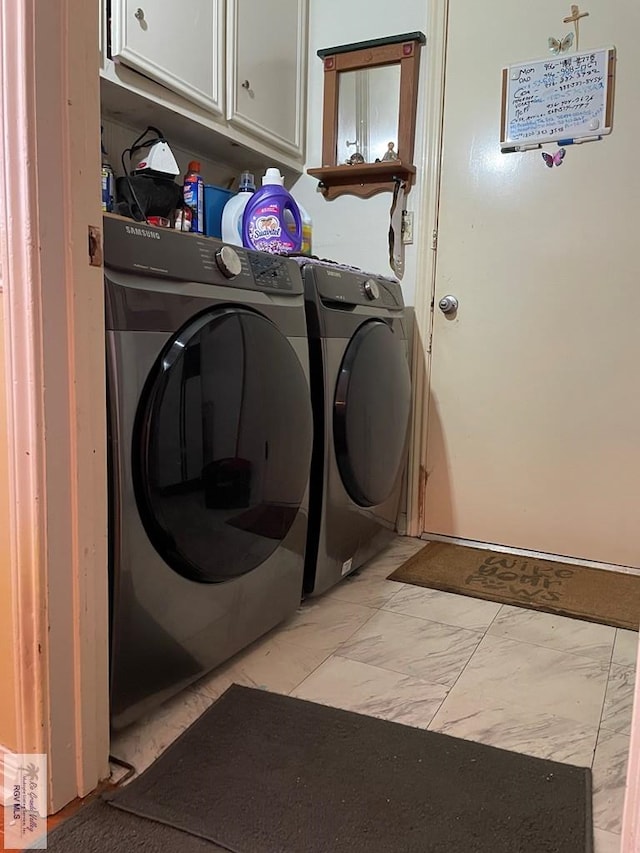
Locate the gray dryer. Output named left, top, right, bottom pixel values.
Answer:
left=301, top=262, right=411, bottom=597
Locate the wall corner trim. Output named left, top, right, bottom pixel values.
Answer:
left=0, top=0, right=109, bottom=812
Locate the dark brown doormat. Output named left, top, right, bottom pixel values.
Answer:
left=100, top=685, right=592, bottom=853
left=44, top=799, right=229, bottom=852
left=388, top=541, right=640, bottom=631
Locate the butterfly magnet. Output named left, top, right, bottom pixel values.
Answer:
left=542, top=148, right=566, bottom=168
left=548, top=32, right=574, bottom=54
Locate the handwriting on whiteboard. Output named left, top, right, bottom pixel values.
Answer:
left=504, top=49, right=611, bottom=145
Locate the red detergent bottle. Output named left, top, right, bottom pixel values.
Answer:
left=242, top=168, right=302, bottom=254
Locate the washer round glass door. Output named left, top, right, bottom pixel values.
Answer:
left=133, top=307, right=312, bottom=582
left=333, top=319, right=411, bottom=507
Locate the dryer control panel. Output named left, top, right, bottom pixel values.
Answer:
left=303, top=264, right=405, bottom=310
left=102, top=214, right=302, bottom=295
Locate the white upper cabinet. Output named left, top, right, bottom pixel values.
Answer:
left=110, top=0, right=225, bottom=115
left=226, top=0, right=307, bottom=159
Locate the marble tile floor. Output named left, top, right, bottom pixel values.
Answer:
left=110, top=536, right=638, bottom=853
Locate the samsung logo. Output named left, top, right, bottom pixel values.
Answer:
left=125, top=225, right=161, bottom=240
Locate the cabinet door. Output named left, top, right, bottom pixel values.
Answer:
left=227, top=0, right=307, bottom=158
left=110, top=0, right=224, bottom=115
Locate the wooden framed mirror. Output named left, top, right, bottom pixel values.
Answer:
left=308, top=32, right=426, bottom=200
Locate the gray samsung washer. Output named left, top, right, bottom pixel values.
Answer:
left=302, top=263, right=412, bottom=597
left=105, top=216, right=312, bottom=729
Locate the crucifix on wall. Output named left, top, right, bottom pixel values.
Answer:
left=563, top=4, right=589, bottom=50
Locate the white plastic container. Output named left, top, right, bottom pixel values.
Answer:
left=221, top=171, right=256, bottom=246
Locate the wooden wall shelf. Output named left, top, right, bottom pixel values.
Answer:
left=308, top=161, right=416, bottom=200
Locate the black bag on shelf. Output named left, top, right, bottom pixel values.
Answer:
left=115, top=173, right=183, bottom=222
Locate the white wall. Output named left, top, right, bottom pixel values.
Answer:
left=292, top=2, right=429, bottom=305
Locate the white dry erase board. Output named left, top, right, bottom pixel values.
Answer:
left=500, top=47, right=616, bottom=151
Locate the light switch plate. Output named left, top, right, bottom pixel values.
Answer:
left=401, top=211, right=414, bottom=244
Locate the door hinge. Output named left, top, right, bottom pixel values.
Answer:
left=431, top=229, right=438, bottom=251
left=88, top=225, right=103, bottom=267
left=427, top=330, right=433, bottom=354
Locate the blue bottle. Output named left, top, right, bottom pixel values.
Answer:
left=242, top=168, right=302, bottom=254
left=101, top=127, right=115, bottom=213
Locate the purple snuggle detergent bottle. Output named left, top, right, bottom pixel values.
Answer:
left=242, top=168, right=302, bottom=254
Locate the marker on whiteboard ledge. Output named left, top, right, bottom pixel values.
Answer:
left=557, top=135, right=602, bottom=145
left=501, top=143, right=542, bottom=153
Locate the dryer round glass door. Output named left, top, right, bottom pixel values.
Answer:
left=133, top=307, right=312, bottom=582
left=333, top=319, right=412, bottom=507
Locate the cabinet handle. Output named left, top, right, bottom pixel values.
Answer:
left=134, top=8, right=145, bottom=21
left=241, top=80, right=250, bottom=90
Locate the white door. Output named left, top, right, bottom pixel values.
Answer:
left=227, top=0, right=307, bottom=158
left=110, top=0, right=224, bottom=114
left=424, top=0, right=640, bottom=568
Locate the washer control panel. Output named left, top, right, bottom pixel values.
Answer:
left=102, top=214, right=302, bottom=295
left=247, top=252, right=298, bottom=291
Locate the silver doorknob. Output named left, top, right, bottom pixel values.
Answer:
left=438, top=295, right=458, bottom=315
